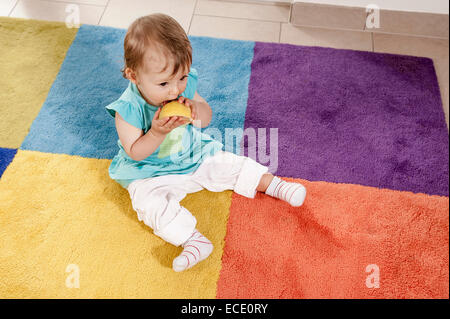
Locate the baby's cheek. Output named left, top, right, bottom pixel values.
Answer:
left=180, top=82, right=188, bottom=94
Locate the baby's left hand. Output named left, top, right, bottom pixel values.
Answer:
left=178, top=96, right=198, bottom=122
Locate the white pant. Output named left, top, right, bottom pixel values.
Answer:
left=127, top=151, right=268, bottom=246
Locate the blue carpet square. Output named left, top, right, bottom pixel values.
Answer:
left=0, top=147, right=17, bottom=178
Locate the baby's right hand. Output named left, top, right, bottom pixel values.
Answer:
left=150, top=107, right=190, bottom=137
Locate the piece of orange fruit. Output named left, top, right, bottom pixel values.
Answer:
left=158, top=101, right=192, bottom=121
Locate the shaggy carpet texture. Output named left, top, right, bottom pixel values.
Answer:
left=0, top=17, right=448, bottom=298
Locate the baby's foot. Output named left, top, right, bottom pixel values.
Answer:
left=265, top=176, right=307, bottom=207
left=172, top=229, right=213, bottom=272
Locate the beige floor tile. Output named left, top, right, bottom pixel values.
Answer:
left=10, top=0, right=104, bottom=25
left=189, top=15, right=280, bottom=42
left=280, top=23, right=372, bottom=51
left=195, top=0, right=290, bottom=22
left=372, top=33, right=449, bottom=66
left=0, top=0, right=17, bottom=17
left=99, top=0, right=196, bottom=31
left=373, top=33, right=449, bottom=129
left=290, top=2, right=366, bottom=31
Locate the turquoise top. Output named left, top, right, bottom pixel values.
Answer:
left=105, top=68, right=223, bottom=188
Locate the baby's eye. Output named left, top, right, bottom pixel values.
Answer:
left=159, top=82, right=168, bottom=87
left=181, top=75, right=188, bottom=80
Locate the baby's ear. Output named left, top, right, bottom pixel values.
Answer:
left=125, top=67, right=138, bottom=84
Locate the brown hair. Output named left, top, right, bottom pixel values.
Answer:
left=121, top=14, right=192, bottom=79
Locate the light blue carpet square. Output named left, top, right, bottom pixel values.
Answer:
left=20, top=24, right=255, bottom=158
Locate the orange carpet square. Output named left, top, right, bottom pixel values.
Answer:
left=217, top=178, right=449, bottom=298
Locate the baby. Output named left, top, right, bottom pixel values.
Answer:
left=106, top=13, right=307, bottom=272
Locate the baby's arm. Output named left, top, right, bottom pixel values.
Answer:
left=115, top=108, right=188, bottom=161
left=115, top=112, right=159, bottom=161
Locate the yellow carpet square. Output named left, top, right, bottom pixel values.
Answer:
left=0, top=17, right=77, bottom=148
left=0, top=150, right=232, bottom=298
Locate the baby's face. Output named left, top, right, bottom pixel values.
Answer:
left=132, top=48, right=189, bottom=107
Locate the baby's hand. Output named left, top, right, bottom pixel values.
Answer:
left=177, top=96, right=198, bottom=122
left=150, top=107, right=189, bottom=137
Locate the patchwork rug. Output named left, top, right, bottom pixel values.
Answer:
left=0, top=17, right=448, bottom=299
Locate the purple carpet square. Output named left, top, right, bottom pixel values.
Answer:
left=244, top=42, right=449, bottom=196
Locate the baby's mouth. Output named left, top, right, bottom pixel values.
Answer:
left=162, top=99, right=177, bottom=106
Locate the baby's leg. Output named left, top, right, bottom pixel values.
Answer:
left=191, top=151, right=306, bottom=207
left=190, top=150, right=268, bottom=198
left=127, top=175, right=213, bottom=272
left=256, top=173, right=275, bottom=192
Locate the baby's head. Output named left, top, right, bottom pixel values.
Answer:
left=122, top=14, right=192, bottom=107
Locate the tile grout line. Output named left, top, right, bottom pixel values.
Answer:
left=278, top=22, right=281, bottom=42
left=97, top=0, right=110, bottom=25
left=8, top=0, right=20, bottom=17
left=188, top=0, right=198, bottom=34
left=368, top=30, right=450, bottom=40
left=371, top=32, right=374, bottom=52
left=203, top=0, right=291, bottom=8
left=288, top=1, right=292, bottom=23
left=288, top=22, right=371, bottom=34
left=40, top=0, right=107, bottom=8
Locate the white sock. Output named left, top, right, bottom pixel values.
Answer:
left=265, top=176, right=307, bottom=207
left=172, top=229, right=213, bottom=272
